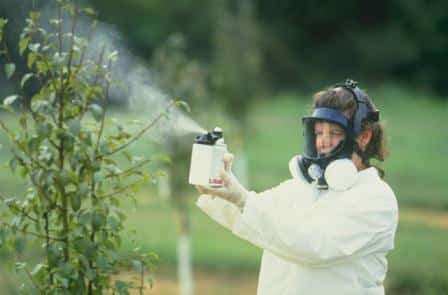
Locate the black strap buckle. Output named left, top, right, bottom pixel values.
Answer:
left=344, top=79, right=358, bottom=89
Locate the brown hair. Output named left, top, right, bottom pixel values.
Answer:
left=312, top=86, right=388, bottom=177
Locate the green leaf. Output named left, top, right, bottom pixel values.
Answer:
left=27, top=52, right=37, bottom=68
left=48, top=245, right=59, bottom=267
left=36, top=122, right=53, bottom=138
left=107, top=216, right=120, bottom=231
left=99, top=142, right=111, bottom=154
left=5, top=63, right=15, bottom=79
left=122, top=150, right=133, bottom=162
left=20, top=73, right=34, bottom=88
left=14, top=237, right=25, bottom=253
left=49, top=18, right=62, bottom=26
left=78, top=183, right=89, bottom=197
left=31, top=263, right=46, bottom=282
left=96, top=255, right=111, bottom=272
left=83, top=7, right=96, bottom=16
left=19, top=37, right=30, bottom=55
left=63, top=3, right=75, bottom=16
left=0, top=227, right=8, bottom=247
left=70, top=193, right=81, bottom=212
left=107, top=50, right=118, bottom=63
left=19, top=116, right=27, bottom=128
left=15, top=262, right=27, bottom=271
left=0, top=18, right=7, bottom=43
left=175, top=100, right=191, bottom=112
left=114, top=280, right=129, bottom=294
left=85, top=268, right=96, bottom=281
left=67, top=119, right=81, bottom=136
left=9, top=158, right=17, bottom=172
left=31, top=263, right=45, bottom=275
left=28, top=43, right=40, bottom=52
left=3, top=95, right=19, bottom=106
left=88, top=104, right=103, bottom=122
left=94, top=171, right=104, bottom=183
left=92, top=213, right=106, bottom=229
left=0, top=18, right=7, bottom=30
left=29, top=11, right=40, bottom=23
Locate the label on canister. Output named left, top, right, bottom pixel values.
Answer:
left=188, top=143, right=227, bottom=187
left=209, top=143, right=227, bottom=187
left=189, top=143, right=212, bottom=186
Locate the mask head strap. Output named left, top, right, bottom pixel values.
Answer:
left=334, top=79, right=380, bottom=135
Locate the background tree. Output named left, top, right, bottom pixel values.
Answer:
left=150, top=33, right=209, bottom=295
left=210, top=0, right=265, bottom=186
left=85, top=0, right=448, bottom=97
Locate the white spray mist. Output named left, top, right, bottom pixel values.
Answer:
left=38, top=3, right=207, bottom=142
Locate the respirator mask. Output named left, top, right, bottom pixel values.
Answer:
left=297, top=79, right=380, bottom=190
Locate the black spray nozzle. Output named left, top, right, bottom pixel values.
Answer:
left=194, top=127, right=223, bottom=145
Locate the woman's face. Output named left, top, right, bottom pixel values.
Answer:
left=314, top=121, right=346, bottom=155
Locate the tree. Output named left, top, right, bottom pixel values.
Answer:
left=150, top=33, right=210, bottom=295
left=210, top=0, right=265, bottom=186
left=0, top=1, right=176, bottom=293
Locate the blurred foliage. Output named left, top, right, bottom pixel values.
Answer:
left=3, top=0, right=447, bottom=106
left=210, top=0, right=265, bottom=124
left=87, top=0, right=448, bottom=96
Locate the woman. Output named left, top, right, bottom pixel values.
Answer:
left=195, top=80, right=398, bottom=295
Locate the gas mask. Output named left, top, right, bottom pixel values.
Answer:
left=297, top=79, right=380, bottom=190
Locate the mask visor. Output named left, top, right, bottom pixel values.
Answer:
left=302, top=108, right=350, bottom=160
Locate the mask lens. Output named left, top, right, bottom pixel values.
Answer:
left=303, top=118, right=346, bottom=159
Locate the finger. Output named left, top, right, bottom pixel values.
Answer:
left=199, top=194, right=216, bottom=200
left=223, top=153, right=234, bottom=172
left=195, top=185, right=210, bottom=194
left=220, top=168, right=232, bottom=186
left=196, top=184, right=225, bottom=198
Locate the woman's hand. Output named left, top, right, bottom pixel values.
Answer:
left=195, top=153, right=249, bottom=209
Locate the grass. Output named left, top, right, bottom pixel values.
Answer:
left=0, top=85, right=447, bottom=293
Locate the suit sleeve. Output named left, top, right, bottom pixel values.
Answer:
left=196, top=180, right=297, bottom=231
left=232, top=185, right=398, bottom=267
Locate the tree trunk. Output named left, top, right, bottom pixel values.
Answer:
left=176, top=209, right=194, bottom=295
left=158, top=171, right=171, bottom=201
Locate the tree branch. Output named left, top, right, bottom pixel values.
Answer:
left=94, top=58, right=112, bottom=155
left=99, top=100, right=175, bottom=159
left=0, top=222, right=63, bottom=242
left=24, top=264, right=44, bottom=293
left=80, top=44, right=105, bottom=122
left=105, top=159, right=151, bottom=179
left=102, top=180, right=144, bottom=199
left=0, top=117, right=50, bottom=172
left=74, top=20, right=96, bottom=76
left=62, top=2, right=79, bottom=93
left=0, top=192, right=39, bottom=223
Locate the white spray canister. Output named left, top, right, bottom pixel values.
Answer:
left=188, top=127, right=227, bottom=187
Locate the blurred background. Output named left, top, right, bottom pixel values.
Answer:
left=0, top=0, right=447, bottom=294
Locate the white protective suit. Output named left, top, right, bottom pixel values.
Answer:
left=196, top=156, right=398, bottom=295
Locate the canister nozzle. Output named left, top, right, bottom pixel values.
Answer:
left=194, top=127, right=224, bottom=145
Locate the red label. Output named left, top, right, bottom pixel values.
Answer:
left=209, top=178, right=223, bottom=185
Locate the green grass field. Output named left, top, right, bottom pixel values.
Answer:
left=1, top=86, right=447, bottom=294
